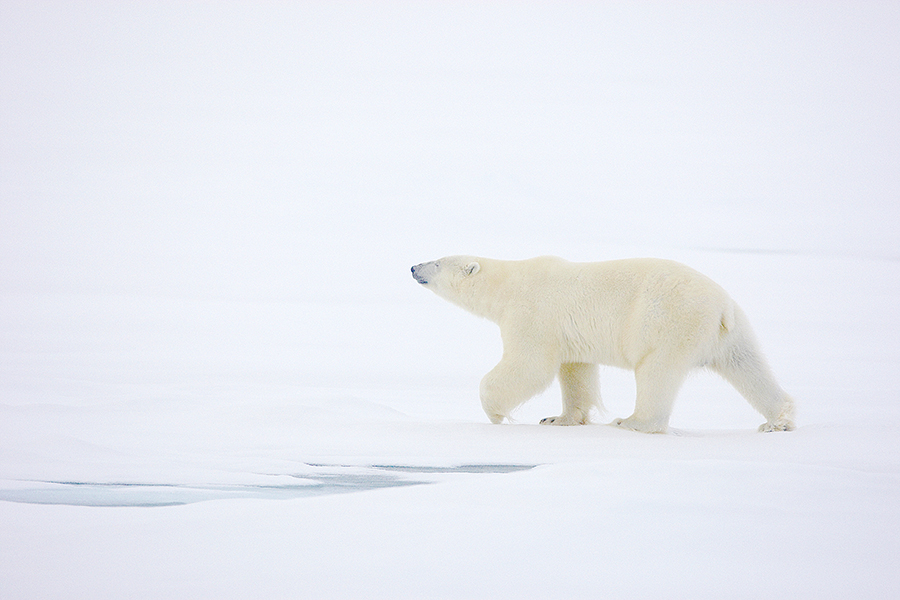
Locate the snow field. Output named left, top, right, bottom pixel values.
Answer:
left=2, top=1, right=899, bottom=598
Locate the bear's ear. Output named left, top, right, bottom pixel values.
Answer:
left=465, top=262, right=480, bottom=276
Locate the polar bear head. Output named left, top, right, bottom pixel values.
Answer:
left=411, top=256, right=480, bottom=288
left=411, top=256, right=486, bottom=312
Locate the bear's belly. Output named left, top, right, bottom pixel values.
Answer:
left=560, top=337, right=633, bottom=370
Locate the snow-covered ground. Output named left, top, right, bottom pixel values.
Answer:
left=1, top=2, right=898, bottom=598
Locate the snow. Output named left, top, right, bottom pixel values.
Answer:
left=1, top=1, right=899, bottom=598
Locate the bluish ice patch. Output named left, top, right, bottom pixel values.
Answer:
left=0, top=465, right=536, bottom=507
left=371, top=464, right=535, bottom=474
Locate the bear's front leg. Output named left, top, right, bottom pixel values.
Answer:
left=479, top=354, right=557, bottom=424
left=540, top=362, right=601, bottom=425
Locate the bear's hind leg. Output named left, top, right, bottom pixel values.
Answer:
left=614, top=351, right=689, bottom=434
left=710, top=342, right=796, bottom=432
left=540, top=362, right=602, bottom=425
left=480, top=356, right=557, bottom=424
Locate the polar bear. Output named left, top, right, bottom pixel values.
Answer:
left=411, top=256, right=795, bottom=433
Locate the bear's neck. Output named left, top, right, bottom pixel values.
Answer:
left=453, top=268, right=511, bottom=323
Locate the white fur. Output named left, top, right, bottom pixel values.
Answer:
left=411, top=256, right=796, bottom=433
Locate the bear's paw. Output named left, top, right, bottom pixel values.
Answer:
left=612, top=417, right=668, bottom=434
left=540, top=415, right=588, bottom=426
left=758, top=419, right=796, bottom=432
